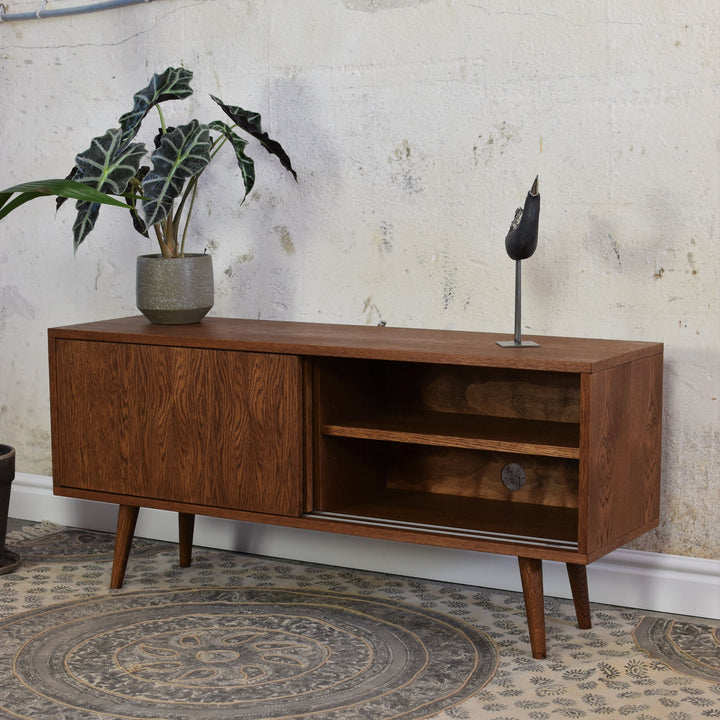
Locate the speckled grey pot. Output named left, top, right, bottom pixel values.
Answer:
left=136, top=254, right=214, bottom=324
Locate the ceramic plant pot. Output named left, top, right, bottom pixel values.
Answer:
left=0, top=444, right=19, bottom=574
left=136, top=253, right=214, bottom=324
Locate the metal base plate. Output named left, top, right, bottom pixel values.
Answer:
left=496, top=340, right=540, bottom=348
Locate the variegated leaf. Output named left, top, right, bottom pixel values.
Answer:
left=141, top=120, right=211, bottom=230
left=210, top=95, right=297, bottom=181
left=208, top=120, right=255, bottom=200
left=71, top=128, right=146, bottom=248
left=74, top=128, right=145, bottom=194
left=119, top=67, right=194, bottom=145
left=72, top=201, right=101, bottom=253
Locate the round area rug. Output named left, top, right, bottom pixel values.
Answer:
left=0, top=586, right=497, bottom=720
left=633, top=616, right=720, bottom=683
left=7, top=524, right=174, bottom=563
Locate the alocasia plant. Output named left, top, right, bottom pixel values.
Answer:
left=0, top=66, right=297, bottom=257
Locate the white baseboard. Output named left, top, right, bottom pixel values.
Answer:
left=9, top=473, right=719, bottom=620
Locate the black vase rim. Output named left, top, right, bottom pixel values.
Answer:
left=0, top=444, right=14, bottom=459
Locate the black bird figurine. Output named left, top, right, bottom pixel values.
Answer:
left=497, top=176, right=541, bottom=347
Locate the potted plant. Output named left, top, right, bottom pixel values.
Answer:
left=0, top=66, right=297, bottom=323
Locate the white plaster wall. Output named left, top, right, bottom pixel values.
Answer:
left=0, top=0, right=718, bottom=559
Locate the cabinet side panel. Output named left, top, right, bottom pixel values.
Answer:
left=51, top=340, right=303, bottom=516
left=582, top=353, right=663, bottom=557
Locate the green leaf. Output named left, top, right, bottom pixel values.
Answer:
left=208, top=120, right=255, bottom=200
left=74, top=128, right=146, bottom=194
left=210, top=95, right=297, bottom=181
left=0, top=190, right=45, bottom=219
left=141, top=120, right=211, bottom=230
left=118, top=66, right=194, bottom=145
left=72, top=201, right=101, bottom=253
left=72, top=128, right=146, bottom=248
left=0, top=179, right=133, bottom=221
left=127, top=167, right=150, bottom=237
left=55, top=167, right=78, bottom=212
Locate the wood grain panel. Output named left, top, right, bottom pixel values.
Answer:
left=581, top=353, right=663, bottom=556
left=388, top=365, right=581, bottom=423
left=51, top=340, right=303, bottom=516
left=314, top=436, right=388, bottom=510
left=518, top=557, right=546, bottom=658
left=50, top=317, right=663, bottom=373
left=323, top=412, right=580, bottom=458
left=318, top=489, right=579, bottom=545
left=312, top=358, right=387, bottom=510
left=383, top=444, right=579, bottom=508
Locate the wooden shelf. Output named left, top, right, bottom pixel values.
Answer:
left=310, top=490, right=579, bottom=550
left=322, top=411, right=580, bottom=459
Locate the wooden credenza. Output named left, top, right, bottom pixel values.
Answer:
left=48, top=317, right=663, bottom=658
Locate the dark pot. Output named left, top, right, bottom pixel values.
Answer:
left=0, top=444, right=18, bottom=573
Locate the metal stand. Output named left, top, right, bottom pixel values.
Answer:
left=497, top=260, right=539, bottom=348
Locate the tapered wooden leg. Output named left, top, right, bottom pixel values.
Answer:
left=178, top=512, right=195, bottom=568
left=111, top=504, right=139, bottom=589
left=566, top=562, right=592, bottom=629
left=518, top=556, right=546, bottom=659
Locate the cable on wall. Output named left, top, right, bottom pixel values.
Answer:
left=0, top=0, right=156, bottom=22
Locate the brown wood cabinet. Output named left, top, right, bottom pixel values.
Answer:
left=48, top=317, right=663, bottom=658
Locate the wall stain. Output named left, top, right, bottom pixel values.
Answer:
left=275, top=225, right=295, bottom=254
left=94, top=260, right=104, bottom=291
left=608, top=233, right=622, bottom=268
left=442, top=262, right=456, bottom=310
left=236, top=252, right=255, bottom=264
left=389, top=139, right=422, bottom=194
left=431, top=248, right=456, bottom=311
left=362, top=297, right=385, bottom=325
left=0, top=285, right=35, bottom=326
left=373, top=221, right=393, bottom=253
left=654, top=267, right=665, bottom=279
left=395, top=140, right=411, bottom=161
left=473, top=121, right=517, bottom=166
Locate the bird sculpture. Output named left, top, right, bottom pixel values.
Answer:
left=497, top=176, right=541, bottom=347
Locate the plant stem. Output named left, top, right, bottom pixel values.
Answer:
left=154, top=224, right=172, bottom=258
left=180, top=180, right=199, bottom=257
left=209, top=131, right=231, bottom=159
left=164, top=214, right=178, bottom=256
left=173, top=173, right=198, bottom=244
left=157, top=105, right=167, bottom=134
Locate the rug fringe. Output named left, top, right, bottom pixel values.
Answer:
left=5, top=520, right=65, bottom=544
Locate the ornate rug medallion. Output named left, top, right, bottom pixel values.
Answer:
left=633, top=616, right=720, bottom=683
left=0, top=586, right=497, bottom=719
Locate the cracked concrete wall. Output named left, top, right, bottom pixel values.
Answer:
left=0, top=0, right=718, bottom=559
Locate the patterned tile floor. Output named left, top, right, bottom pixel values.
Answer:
left=1, top=521, right=718, bottom=719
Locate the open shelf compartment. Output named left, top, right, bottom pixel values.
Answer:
left=312, top=358, right=582, bottom=551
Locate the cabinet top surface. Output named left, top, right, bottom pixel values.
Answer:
left=48, top=316, right=662, bottom=372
